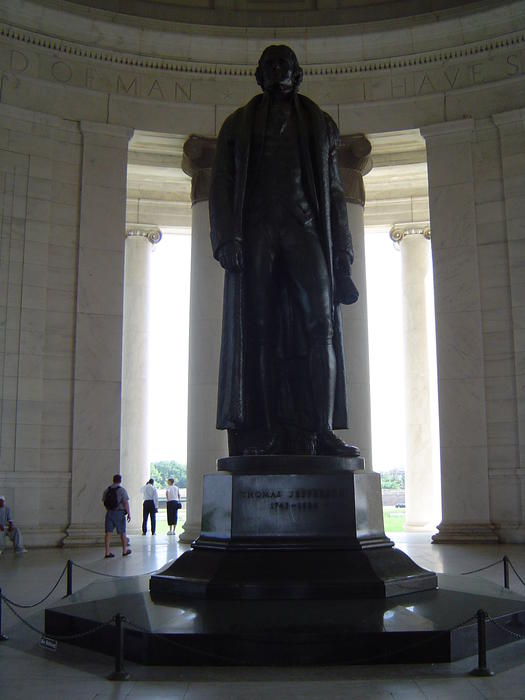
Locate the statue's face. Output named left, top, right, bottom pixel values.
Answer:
left=259, top=48, right=295, bottom=94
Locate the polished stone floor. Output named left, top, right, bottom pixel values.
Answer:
left=1, top=532, right=525, bottom=699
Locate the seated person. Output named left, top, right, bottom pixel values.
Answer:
left=0, top=495, right=26, bottom=554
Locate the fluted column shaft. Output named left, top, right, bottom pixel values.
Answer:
left=391, top=224, right=439, bottom=529
left=338, top=135, right=373, bottom=468
left=179, top=136, right=226, bottom=543
left=120, top=227, right=161, bottom=533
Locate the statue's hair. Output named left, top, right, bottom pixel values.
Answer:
left=255, top=45, right=303, bottom=92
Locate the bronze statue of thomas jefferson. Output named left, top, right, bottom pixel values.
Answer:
left=210, top=45, right=360, bottom=457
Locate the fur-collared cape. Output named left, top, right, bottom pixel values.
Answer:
left=209, top=92, right=354, bottom=432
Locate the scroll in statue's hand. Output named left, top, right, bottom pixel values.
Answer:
left=217, top=240, right=244, bottom=272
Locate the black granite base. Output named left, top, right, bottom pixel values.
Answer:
left=44, top=573, right=525, bottom=666
left=150, top=456, right=438, bottom=600
left=150, top=546, right=437, bottom=599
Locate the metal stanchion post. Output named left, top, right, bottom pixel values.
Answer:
left=65, top=560, right=73, bottom=597
left=0, top=589, right=8, bottom=641
left=107, top=613, right=130, bottom=681
left=470, top=609, right=494, bottom=676
left=503, top=556, right=510, bottom=589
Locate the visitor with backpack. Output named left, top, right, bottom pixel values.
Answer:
left=102, top=474, right=132, bottom=558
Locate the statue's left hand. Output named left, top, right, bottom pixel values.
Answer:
left=217, top=240, right=244, bottom=272
left=334, top=250, right=359, bottom=304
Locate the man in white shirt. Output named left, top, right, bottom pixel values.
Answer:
left=0, top=496, right=26, bottom=554
left=141, top=478, right=158, bottom=535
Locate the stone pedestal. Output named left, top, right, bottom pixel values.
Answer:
left=150, top=457, right=437, bottom=599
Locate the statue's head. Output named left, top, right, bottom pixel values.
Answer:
left=255, top=45, right=303, bottom=94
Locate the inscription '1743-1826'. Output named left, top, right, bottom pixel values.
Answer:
left=240, top=488, right=347, bottom=512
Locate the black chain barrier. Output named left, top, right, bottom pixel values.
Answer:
left=1, top=596, right=114, bottom=641
left=1, top=563, right=69, bottom=609
left=71, top=560, right=160, bottom=579
left=507, top=558, right=525, bottom=587
left=460, top=555, right=525, bottom=590
left=488, top=613, right=525, bottom=642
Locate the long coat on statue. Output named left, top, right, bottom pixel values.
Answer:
left=209, top=92, right=355, bottom=433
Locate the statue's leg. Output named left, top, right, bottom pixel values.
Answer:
left=284, top=222, right=359, bottom=457
left=309, top=340, right=336, bottom=432
left=284, top=222, right=335, bottom=432
left=243, top=224, right=284, bottom=454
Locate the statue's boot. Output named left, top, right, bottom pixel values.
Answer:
left=316, top=430, right=360, bottom=457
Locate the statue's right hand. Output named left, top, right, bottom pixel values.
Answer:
left=217, top=240, right=244, bottom=272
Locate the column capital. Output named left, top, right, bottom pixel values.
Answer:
left=80, top=121, right=134, bottom=143
left=420, top=119, right=475, bottom=144
left=337, top=134, right=372, bottom=206
left=492, top=107, right=525, bottom=128
left=125, top=226, right=162, bottom=245
left=390, top=223, right=431, bottom=245
left=182, top=135, right=217, bottom=205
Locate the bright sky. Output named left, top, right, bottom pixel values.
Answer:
left=148, top=226, right=407, bottom=472
left=148, top=231, right=191, bottom=465
left=364, top=227, right=407, bottom=472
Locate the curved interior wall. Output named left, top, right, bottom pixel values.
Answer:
left=0, top=0, right=524, bottom=544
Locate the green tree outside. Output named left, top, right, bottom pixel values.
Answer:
left=380, top=469, right=405, bottom=490
left=150, top=461, right=187, bottom=489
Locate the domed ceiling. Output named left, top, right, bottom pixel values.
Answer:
left=61, top=0, right=494, bottom=27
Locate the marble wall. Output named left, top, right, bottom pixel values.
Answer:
left=0, top=104, right=81, bottom=545
left=0, top=0, right=524, bottom=544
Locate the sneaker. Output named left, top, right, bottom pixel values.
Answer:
left=14, top=548, right=27, bottom=554
left=123, top=549, right=132, bottom=556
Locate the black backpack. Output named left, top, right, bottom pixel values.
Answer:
left=103, top=486, right=119, bottom=511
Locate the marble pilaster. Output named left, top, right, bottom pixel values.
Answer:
left=390, top=224, right=439, bottom=530
left=120, top=226, right=161, bottom=534
left=64, top=121, right=133, bottom=546
left=179, top=136, right=226, bottom=543
left=421, top=119, right=497, bottom=543
left=338, top=135, right=373, bottom=468
left=492, top=108, right=525, bottom=541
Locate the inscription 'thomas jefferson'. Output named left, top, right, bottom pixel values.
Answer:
left=240, top=488, right=346, bottom=499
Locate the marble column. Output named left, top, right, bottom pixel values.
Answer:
left=390, top=224, right=438, bottom=530
left=421, top=120, right=497, bottom=543
left=64, top=122, right=133, bottom=546
left=338, top=135, right=373, bottom=469
left=120, top=226, right=162, bottom=534
left=179, top=135, right=226, bottom=543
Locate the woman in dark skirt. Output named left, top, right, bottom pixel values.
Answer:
left=166, top=478, right=181, bottom=535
